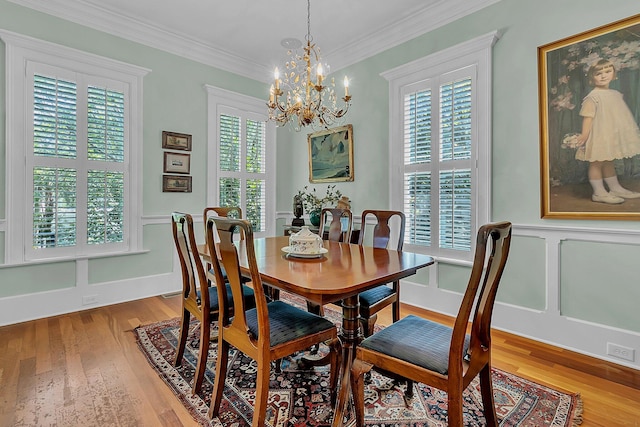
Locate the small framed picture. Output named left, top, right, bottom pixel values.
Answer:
left=162, top=175, right=192, bottom=193
left=162, top=131, right=192, bottom=151
left=163, top=152, right=190, bottom=174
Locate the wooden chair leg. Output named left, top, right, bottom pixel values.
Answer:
left=447, top=389, right=464, bottom=426
left=479, top=364, right=498, bottom=427
left=404, top=379, right=415, bottom=403
left=264, top=285, right=280, bottom=301
left=350, top=358, right=373, bottom=427
left=358, top=316, right=366, bottom=338
left=192, top=319, right=210, bottom=394
left=392, top=281, right=401, bottom=323
left=306, top=300, right=324, bottom=316
left=208, top=340, right=229, bottom=419
left=252, top=360, right=271, bottom=427
left=365, top=313, right=377, bottom=338
left=173, top=310, right=190, bottom=366
left=306, top=301, right=324, bottom=354
left=327, top=337, right=342, bottom=405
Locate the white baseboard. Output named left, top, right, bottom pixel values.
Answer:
left=0, top=270, right=181, bottom=327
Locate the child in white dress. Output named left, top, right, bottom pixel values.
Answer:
left=576, top=59, right=640, bottom=204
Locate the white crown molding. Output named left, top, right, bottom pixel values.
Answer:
left=6, top=0, right=271, bottom=82
left=8, top=0, right=501, bottom=83
left=325, top=0, right=502, bottom=71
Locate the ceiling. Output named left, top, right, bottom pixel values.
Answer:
left=9, top=0, right=501, bottom=82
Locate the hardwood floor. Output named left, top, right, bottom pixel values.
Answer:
left=1, top=295, right=639, bottom=426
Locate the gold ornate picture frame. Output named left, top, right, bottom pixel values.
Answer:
left=538, top=14, right=640, bottom=220
left=307, top=124, right=354, bottom=183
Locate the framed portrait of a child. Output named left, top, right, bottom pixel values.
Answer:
left=538, top=14, right=640, bottom=220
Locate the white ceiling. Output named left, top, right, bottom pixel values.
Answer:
left=9, top=0, right=501, bottom=82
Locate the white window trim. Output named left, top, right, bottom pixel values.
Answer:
left=383, top=30, right=499, bottom=262
left=204, top=85, right=277, bottom=237
left=1, top=29, right=149, bottom=264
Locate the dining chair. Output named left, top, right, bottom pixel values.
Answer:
left=203, top=206, right=242, bottom=222
left=170, top=211, right=256, bottom=395
left=202, top=206, right=243, bottom=273
left=202, top=205, right=261, bottom=288
left=307, top=207, right=353, bottom=317
left=318, top=207, right=353, bottom=243
left=350, top=221, right=512, bottom=427
left=206, top=217, right=342, bottom=427
left=357, top=209, right=406, bottom=337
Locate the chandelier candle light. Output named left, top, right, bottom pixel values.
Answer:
left=267, top=0, right=352, bottom=130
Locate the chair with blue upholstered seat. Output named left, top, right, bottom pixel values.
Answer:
left=202, top=206, right=243, bottom=277
left=170, top=212, right=256, bottom=395
left=357, top=209, right=406, bottom=337
left=350, top=221, right=512, bottom=427
left=206, top=216, right=342, bottom=427
left=307, top=207, right=353, bottom=318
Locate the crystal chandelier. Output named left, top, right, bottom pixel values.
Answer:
left=267, top=0, right=352, bottom=131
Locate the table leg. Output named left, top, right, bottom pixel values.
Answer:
left=332, top=295, right=360, bottom=427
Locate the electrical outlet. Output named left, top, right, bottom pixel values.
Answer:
left=82, top=294, right=99, bottom=306
left=606, top=342, right=635, bottom=362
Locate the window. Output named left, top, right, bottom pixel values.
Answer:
left=384, top=31, right=498, bottom=262
left=206, top=86, right=276, bottom=237
left=1, top=30, right=149, bottom=263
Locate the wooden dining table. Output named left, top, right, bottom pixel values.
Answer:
left=199, top=235, right=434, bottom=426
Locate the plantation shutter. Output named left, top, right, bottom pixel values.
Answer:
left=218, top=112, right=267, bottom=232
left=245, top=119, right=266, bottom=232
left=30, top=71, right=128, bottom=254
left=439, top=78, right=472, bottom=251
left=32, top=75, right=78, bottom=248
left=402, top=71, right=475, bottom=254
left=404, top=89, right=432, bottom=246
left=219, top=114, right=241, bottom=208
left=87, top=86, right=126, bottom=245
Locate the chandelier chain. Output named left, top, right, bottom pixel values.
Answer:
left=306, top=0, right=312, bottom=43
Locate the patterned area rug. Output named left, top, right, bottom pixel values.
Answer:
left=134, top=297, right=582, bottom=427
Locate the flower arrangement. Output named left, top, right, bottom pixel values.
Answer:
left=296, top=185, right=343, bottom=214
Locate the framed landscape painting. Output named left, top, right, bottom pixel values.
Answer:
left=162, top=175, right=192, bottom=192
left=308, top=124, right=354, bottom=183
left=162, top=131, right=192, bottom=151
left=538, top=14, right=640, bottom=220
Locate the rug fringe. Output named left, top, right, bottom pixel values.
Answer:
left=572, top=393, right=584, bottom=426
